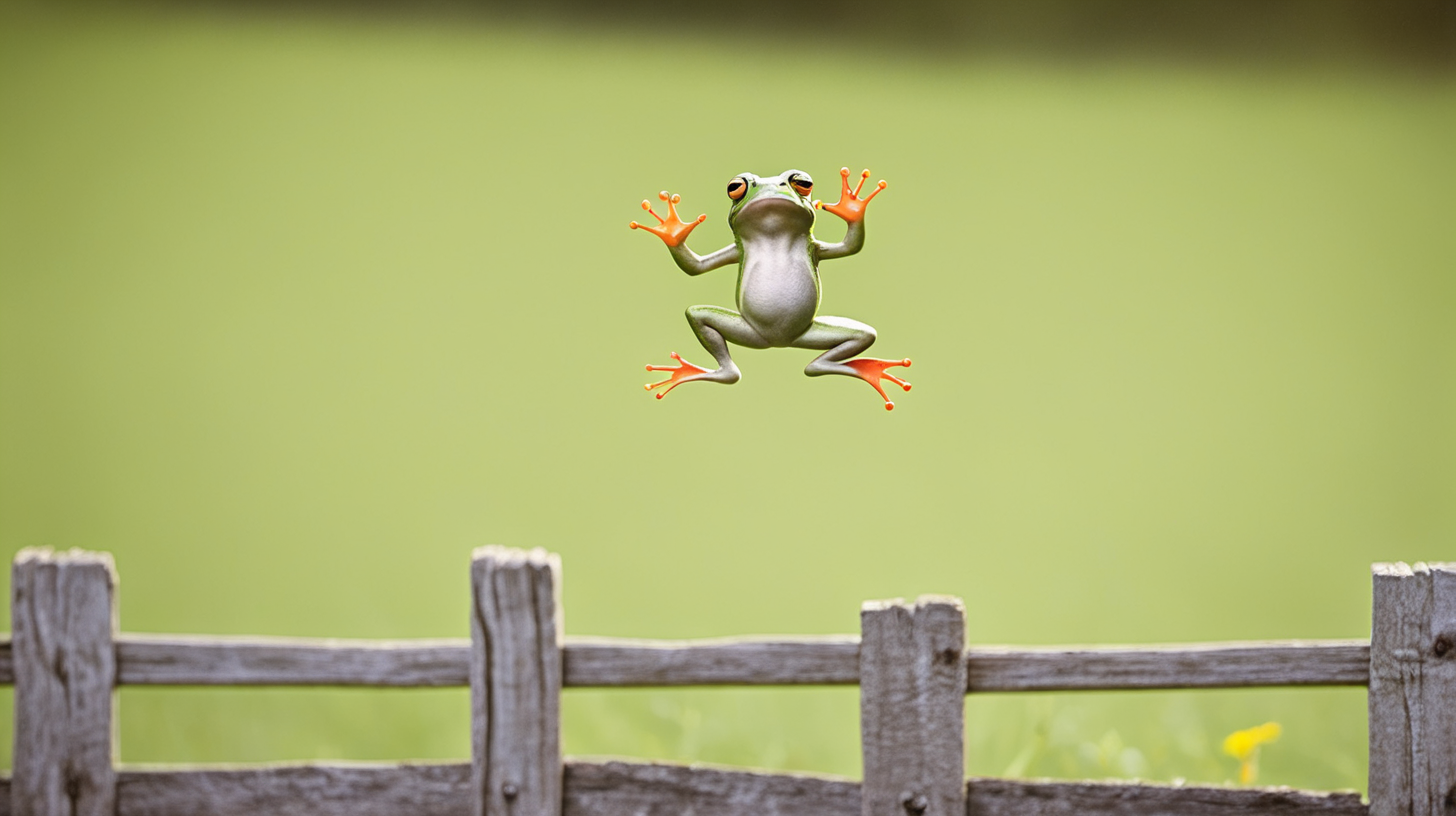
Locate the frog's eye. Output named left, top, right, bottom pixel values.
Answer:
left=727, top=178, right=748, bottom=201
left=789, top=175, right=813, bottom=196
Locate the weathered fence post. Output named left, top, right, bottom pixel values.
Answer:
left=470, top=546, right=564, bottom=816
left=1368, top=562, right=1456, bottom=816
left=11, top=548, right=118, bottom=816
left=859, top=596, right=967, bottom=816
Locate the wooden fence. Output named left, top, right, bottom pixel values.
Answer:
left=4, top=546, right=1453, bottom=816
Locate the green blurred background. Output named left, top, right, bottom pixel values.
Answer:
left=1, top=0, right=1453, bottom=793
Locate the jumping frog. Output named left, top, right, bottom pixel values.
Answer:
left=630, top=167, right=912, bottom=410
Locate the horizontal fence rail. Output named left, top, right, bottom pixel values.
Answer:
left=0, top=760, right=1371, bottom=816
left=8, top=548, right=1454, bottom=816
left=0, top=636, right=1372, bottom=690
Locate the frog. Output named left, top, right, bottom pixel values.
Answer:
left=629, top=167, right=912, bottom=410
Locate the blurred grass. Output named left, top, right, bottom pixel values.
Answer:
left=1, top=0, right=1453, bottom=793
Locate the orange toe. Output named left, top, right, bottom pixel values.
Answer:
left=644, top=352, right=710, bottom=399
left=844, top=357, right=912, bottom=409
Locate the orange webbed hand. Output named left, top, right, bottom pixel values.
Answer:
left=629, top=191, right=707, bottom=247
left=817, top=167, right=886, bottom=223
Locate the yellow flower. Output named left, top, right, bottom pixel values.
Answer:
left=1223, top=722, right=1281, bottom=784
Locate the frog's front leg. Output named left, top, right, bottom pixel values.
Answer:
left=793, top=316, right=912, bottom=411
left=630, top=191, right=740, bottom=275
left=645, top=306, right=769, bottom=400
left=814, top=168, right=886, bottom=261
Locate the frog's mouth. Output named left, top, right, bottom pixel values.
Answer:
left=733, top=193, right=813, bottom=224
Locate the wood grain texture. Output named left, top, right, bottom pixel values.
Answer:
left=87, top=762, right=1368, bottom=816
left=116, top=763, right=471, bottom=816
left=965, top=777, right=1368, bottom=816
left=10, top=548, right=118, bottom=816
left=860, top=596, right=967, bottom=816
left=563, top=760, right=860, bottom=816
left=1367, top=562, right=1456, bottom=816
left=0, top=635, right=1368, bottom=690
left=115, top=635, right=470, bottom=686
left=564, top=635, right=860, bottom=686
left=471, top=547, right=563, bottom=816
left=967, top=641, right=1371, bottom=692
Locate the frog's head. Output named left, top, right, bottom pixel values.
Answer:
left=726, top=169, right=816, bottom=235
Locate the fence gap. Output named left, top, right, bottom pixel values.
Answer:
left=859, top=596, right=966, bottom=816
left=470, top=546, right=564, bottom=816
left=11, top=548, right=118, bottom=816
left=1368, top=561, right=1456, bottom=816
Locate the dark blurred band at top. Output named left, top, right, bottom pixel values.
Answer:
left=150, top=0, right=1455, bottom=68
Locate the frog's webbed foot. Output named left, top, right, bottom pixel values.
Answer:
left=816, top=167, right=886, bottom=223
left=629, top=192, right=707, bottom=247
left=644, top=352, right=737, bottom=400
left=844, top=358, right=913, bottom=411
left=795, top=317, right=910, bottom=411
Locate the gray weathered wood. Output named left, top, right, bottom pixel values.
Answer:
left=471, top=546, right=563, bottom=816
left=860, top=596, right=967, bottom=816
left=0, top=634, right=1369, bottom=690
left=1368, top=562, right=1456, bottom=816
left=116, top=635, right=471, bottom=686
left=564, top=635, right=860, bottom=686
left=967, top=640, right=1371, bottom=692
left=563, top=760, right=860, bottom=816
left=109, top=761, right=855, bottom=816
left=91, top=761, right=1370, bottom=816
left=103, top=634, right=858, bottom=688
left=964, top=777, right=1368, bottom=816
left=10, top=548, right=118, bottom=816
left=117, top=763, right=471, bottom=816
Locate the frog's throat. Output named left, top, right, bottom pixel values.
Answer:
left=730, top=195, right=815, bottom=231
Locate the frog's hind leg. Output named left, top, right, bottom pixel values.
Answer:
left=793, top=316, right=912, bottom=410
left=645, top=305, right=769, bottom=399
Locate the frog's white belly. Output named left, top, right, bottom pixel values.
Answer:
left=737, top=239, right=818, bottom=346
